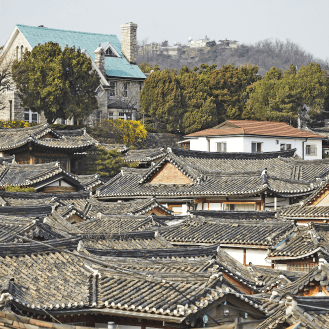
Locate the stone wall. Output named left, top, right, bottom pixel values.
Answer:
left=121, top=23, right=138, bottom=64
left=0, top=29, right=48, bottom=124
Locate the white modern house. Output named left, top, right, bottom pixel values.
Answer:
left=183, top=120, right=324, bottom=160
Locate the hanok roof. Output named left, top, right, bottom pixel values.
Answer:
left=0, top=124, right=97, bottom=152
left=0, top=312, right=97, bottom=329
left=271, top=264, right=329, bottom=296
left=84, top=198, right=173, bottom=217
left=256, top=299, right=329, bottom=329
left=81, top=231, right=174, bottom=251
left=76, top=214, right=165, bottom=234
left=190, top=210, right=279, bottom=221
left=267, top=223, right=329, bottom=260
left=123, top=148, right=166, bottom=164
left=97, top=148, right=329, bottom=199
left=0, top=242, right=244, bottom=323
left=185, top=120, right=324, bottom=139
left=15, top=24, right=146, bottom=79
left=0, top=162, right=84, bottom=189
left=159, top=218, right=294, bottom=247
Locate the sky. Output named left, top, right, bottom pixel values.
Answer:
left=1, top=0, right=328, bottom=60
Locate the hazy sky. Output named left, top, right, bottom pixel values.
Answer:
left=1, top=0, right=328, bottom=60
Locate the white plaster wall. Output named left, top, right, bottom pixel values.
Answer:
left=181, top=204, right=188, bottom=215
left=196, top=203, right=203, bottom=210
left=208, top=137, right=245, bottom=152
left=245, top=249, right=269, bottom=266
left=189, top=137, right=208, bottom=151
left=222, top=248, right=244, bottom=264
left=208, top=203, right=222, bottom=210
left=274, top=263, right=287, bottom=271
left=188, top=135, right=323, bottom=159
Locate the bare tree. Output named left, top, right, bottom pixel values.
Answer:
left=110, top=81, right=141, bottom=120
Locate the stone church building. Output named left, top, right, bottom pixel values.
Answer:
left=0, top=23, right=146, bottom=125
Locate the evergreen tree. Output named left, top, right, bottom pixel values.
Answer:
left=12, top=42, right=100, bottom=123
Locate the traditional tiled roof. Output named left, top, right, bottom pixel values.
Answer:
left=186, top=120, right=324, bottom=139
left=271, top=264, right=329, bottom=296
left=123, top=148, right=166, bottom=163
left=97, top=148, right=329, bottom=198
left=0, top=204, right=53, bottom=216
left=102, top=143, right=128, bottom=153
left=267, top=223, right=329, bottom=260
left=0, top=124, right=97, bottom=152
left=258, top=296, right=329, bottom=329
left=0, top=312, right=97, bottom=329
left=0, top=218, right=64, bottom=243
left=76, top=214, right=165, bottom=234
left=251, top=266, right=304, bottom=293
left=84, top=198, right=173, bottom=217
left=16, top=24, right=146, bottom=79
left=159, top=218, right=294, bottom=247
left=280, top=204, right=329, bottom=219
left=85, top=245, right=265, bottom=292
left=81, top=231, right=173, bottom=250
left=190, top=210, right=279, bottom=221
left=75, top=174, right=103, bottom=190
left=0, top=162, right=84, bottom=190
left=0, top=237, right=81, bottom=256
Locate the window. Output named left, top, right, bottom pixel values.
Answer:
left=105, top=47, right=115, bottom=57
left=139, top=81, right=144, bottom=91
left=109, top=81, right=116, bottom=97
left=108, top=112, right=113, bottom=120
left=24, top=109, right=38, bottom=123
left=123, top=82, right=129, bottom=98
left=5, top=83, right=10, bottom=93
left=96, top=86, right=104, bottom=97
left=287, top=263, right=316, bottom=272
left=251, top=142, right=262, bottom=153
left=280, top=143, right=292, bottom=151
left=96, top=111, right=101, bottom=123
left=217, top=142, right=227, bottom=152
left=306, top=144, right=317, bottom=156
left=60, top=118, right=67, bottom=125
left=119, top=112, right=126, bottom=120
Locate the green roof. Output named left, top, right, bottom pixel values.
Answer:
left=17, top=24, right=145, bottom=79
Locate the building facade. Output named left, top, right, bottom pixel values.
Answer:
left=0, top=23, right=146, bottom=126
left=184, top=120, right=324, bottom=160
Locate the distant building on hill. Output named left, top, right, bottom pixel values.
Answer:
left=183, top=120, right=324, bottom=160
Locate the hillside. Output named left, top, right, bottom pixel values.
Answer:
left=137, top=39, right=329, bottom=76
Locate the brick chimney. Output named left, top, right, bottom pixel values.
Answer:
left=94, top=46, right=106, bottom=76
left=121, top=22, right=138, bottom=64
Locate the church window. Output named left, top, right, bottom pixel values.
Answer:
left=123, top=82, right=129, bottom=98
left=109, top=81, right=116, bottom=97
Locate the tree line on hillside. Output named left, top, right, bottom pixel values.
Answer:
left=137, top=39, right=329, bottom=76
left=140, top=62, right=329, bottom=134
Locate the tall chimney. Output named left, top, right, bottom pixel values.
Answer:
left=94, top=47, right=106, bottom=76
left=121, top=22, right=138, bottom=64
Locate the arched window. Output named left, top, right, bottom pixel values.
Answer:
left=16, top=46, right=19, bottom=59
left=20, top=45, right=24, bottom=59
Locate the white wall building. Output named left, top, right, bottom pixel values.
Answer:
left=184, top=120, right=324, bottom=160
